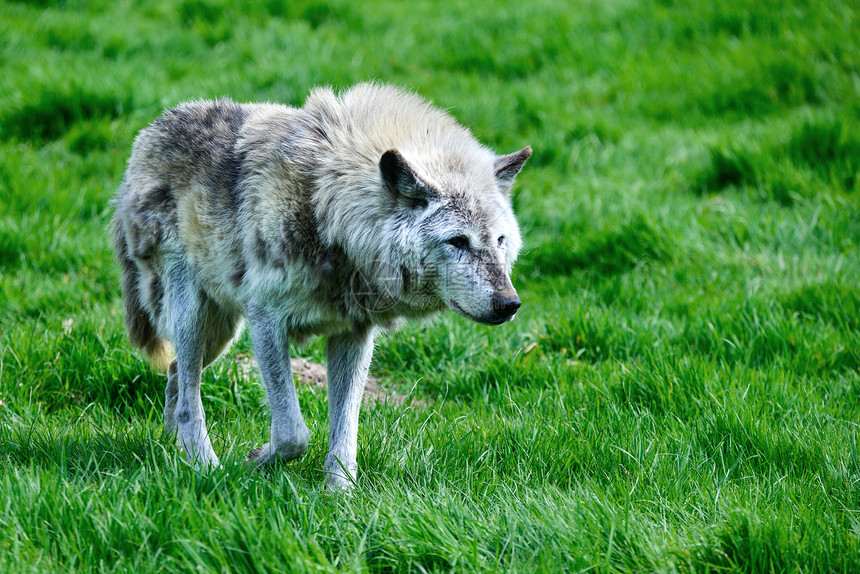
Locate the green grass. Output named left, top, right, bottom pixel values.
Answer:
left=1, top=0, right=860, bottom=571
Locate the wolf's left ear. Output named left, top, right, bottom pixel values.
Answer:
left=380, top=149, right=429, bottom=203
left=494, top=146, right=532, bottom=196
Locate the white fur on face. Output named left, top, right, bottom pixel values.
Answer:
left=401, top=187, right=521, bottom=324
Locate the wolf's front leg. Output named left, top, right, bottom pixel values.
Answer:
left=246, top=303, right=310, bottom=465
left=164, top=359, right=179, bottom=434
left=324, top=327, right=375, bottom=490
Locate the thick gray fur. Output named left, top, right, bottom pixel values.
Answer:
left=111, top=83, right=530, bottom=488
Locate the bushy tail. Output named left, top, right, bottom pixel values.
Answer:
left=112, top=213, right=174, bottom=371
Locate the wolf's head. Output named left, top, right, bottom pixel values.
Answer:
left=378, top=145, right=531, bottom=325
left=304, top=83, right=530, bottom=325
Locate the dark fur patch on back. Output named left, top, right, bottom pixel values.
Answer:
left=206, top=105, right=248, bottom=212
left=152, top=100, right=248, bottom=212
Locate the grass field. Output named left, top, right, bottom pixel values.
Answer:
left=1, top=0, right=859, bottom=571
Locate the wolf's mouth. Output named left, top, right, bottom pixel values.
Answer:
left=449, top=301, right=513, bottom=326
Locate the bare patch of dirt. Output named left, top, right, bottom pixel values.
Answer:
left=233, top=354, right=424, bottom=407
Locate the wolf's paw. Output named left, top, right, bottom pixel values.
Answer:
left=189, top=452, right=221, bottom=473
left=246, top=445, right=270, bottom=466
left=324, top=472, right=357, bottom=492
left=246, top=439, right=307, bottom=467
left=324, top=455, right=358, bottom=491
left=245, top=444, right=275, bottom=468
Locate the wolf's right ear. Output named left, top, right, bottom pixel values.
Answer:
left=380, top=149, right=429, bottom=204
left=494, top=146, right=532, bottom=197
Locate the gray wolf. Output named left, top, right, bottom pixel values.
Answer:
left=111, top=83, right=531, bottom=489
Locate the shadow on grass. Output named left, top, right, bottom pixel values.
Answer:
left=779, top=279, right=860, bottom=330
left=526, top=215, right=675, bottom=277
left=0, top=424, right=154, bottom=475
left=0, top=88, right=131, bottom=142
left=690, top=117, right=860, bottom=204
left=1, top=319, right=166, bottom=415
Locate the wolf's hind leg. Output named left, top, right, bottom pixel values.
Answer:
left=246, top=303, right=310, bottom=466
left=166, top=262, right=220, bottom=471
left=324, top=328, right=374, bottom=490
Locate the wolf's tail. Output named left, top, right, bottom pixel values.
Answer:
left=111, top=213, right=174, bottom=371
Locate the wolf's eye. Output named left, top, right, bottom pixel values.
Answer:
left=446, top=236, right=470, bottom=250
left=497, top=235, right=505, bottom=247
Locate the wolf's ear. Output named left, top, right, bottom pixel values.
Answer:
left=494, top=146, right=532, bottom=196
left=380, top=149, right=428, bottom=203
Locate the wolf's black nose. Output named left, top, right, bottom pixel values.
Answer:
left=492, top=294, right=521, bottom=319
